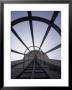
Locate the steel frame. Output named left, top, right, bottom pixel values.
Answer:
left=11, top=11, right=61, bottom=57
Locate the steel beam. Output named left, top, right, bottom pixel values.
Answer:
left=11, top=27, right=30, bottom=52
left=45, top=44, right=61, bottom=53
left=39, top=11, right=59, bottom=49
left=28, top=11, right=35, bottom=49
left=11, top=16, right=61, bottom=37
left=11, top=49, right=24, bottom=55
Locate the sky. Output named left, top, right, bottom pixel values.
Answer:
left=11, top=11, right=61, bottom=61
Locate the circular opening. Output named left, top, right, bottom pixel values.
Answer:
left=24, top=50, right=49, bottom=62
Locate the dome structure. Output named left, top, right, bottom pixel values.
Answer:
left=11, top=11, right=61, bottom=79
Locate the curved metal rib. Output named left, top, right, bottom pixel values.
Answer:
left=11, top=16, right=61, bottom=36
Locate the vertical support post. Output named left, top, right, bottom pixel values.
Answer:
left=28, top=11, right=35, bottom=50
